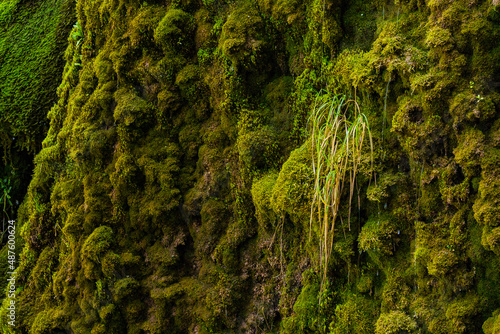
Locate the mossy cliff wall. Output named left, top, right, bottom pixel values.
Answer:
left=0, top=0, right=500, bottom=333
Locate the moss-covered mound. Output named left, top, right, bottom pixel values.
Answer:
left=1, top=0, right=500, bottom=333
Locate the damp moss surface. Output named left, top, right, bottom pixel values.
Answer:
left=0, top=0, right=500, bottom=333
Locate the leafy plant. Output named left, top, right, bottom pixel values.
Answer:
left=71, top=21, right=84, bottom=47
left=308, top=93, right=373, bottom=284
left=72, top=21, right=84, bottom=67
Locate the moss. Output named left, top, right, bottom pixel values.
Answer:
left=154, top=8, right=195, bottom=53
left=425, top=26, right=453, bottom=51
left=81, top=226, right=114, bottom=279
left=482, top=226, right=500, bottom=255
left=237, top=126, right=279, bottom=171
left=175, top=64, right=200, bottom=99
left=0, top=0, right=74, bottom=153
left=113, top=88, right=152, bottom=128
left=101, top=251, right=121, bottom=278
left=453, top=127, right=485, bottom=173
left=218, top=3, right=267, bottom=67
left=281, top=270, right=320, bottom=333
left=484, top=309, right=500, bottom=334
left=7, top=0, right=500, bottom=332
left=330, top=294, right=379, bottom=334
left=270, top=143, right=313, bottom=225
left=375, top=311, right=417, bottom=334
left=30, top=308, right=67, bottom=334
left=359, top=215, right=399, bottom=256
left=251, top=171, right=279, bottom=229
left=194, top=198, right=228, bottom=253
left=113, top=277, right=140, bottom=303
left=367, top=172, right=400, bottom=203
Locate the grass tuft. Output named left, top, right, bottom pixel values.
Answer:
left=308, top=92, right=373, bottom=285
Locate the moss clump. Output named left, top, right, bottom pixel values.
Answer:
left=154, top=8, right=195, bottom=52
left=359, top=215, right=399, bottom=256
left=237, top=126, right=279, bottom=171
left=281, top=270, right=320, bottom=333
left=375, top=311, right=417, bottom=334
left=251, top=171, right=278, bottom=229
left=81, top=226, right=114, bottom=278
left=484, top=309, right=500, bottom=334
left=270, top=143, right=313, bottom=224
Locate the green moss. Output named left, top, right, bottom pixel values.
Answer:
left=154, top=8, right=195, bottom=52
left=251, top=171, right=278, bottom=229
left=484, top=309, right=500, bottom=334
left=367, top=172, right=400, bottom=203
left=237, top=125, right=279, bottom=171
left=113, top=277, right=140, bottom=303
left=0, top=0, right=74, bottom=153
left=7, top=0, right=500, bottom=332
left=453, top=128, right=485, bottom=173
left=375, top=311, right=417, bottom=334
left=218, top=3, right=266, bottom=67
left=425, top=26, right=453, bottom=50
left=482, top=226, right=500, bottom=255
left=358, top=215, right=399, bottom=256
left=81, top=226, right=114, bottom=278
left=281, top=270, right=320, bottom=333
left=330, top=294, right=379, bottom=334
left=113, top=88, right=152, bottom=128
left=175, top=64, right=200, bottom=99
left=270, top=143, right=313, bottom=225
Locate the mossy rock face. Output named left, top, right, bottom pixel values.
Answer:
left=329, top=293, right=379, bottom=334
left=81, top=226, right=114, bottom=278
left=4, top=0, right=500, bottom=332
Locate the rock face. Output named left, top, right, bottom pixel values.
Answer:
left=0, top=0, right=500, bottom=333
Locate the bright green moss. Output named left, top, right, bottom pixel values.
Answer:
left=359, top=215, right=399, bottom=256
left=375, top=311, right=417, bottom=334
left=484, top=309, right=500, bottom=334
left=330, top=294, right=379, bottom=334
left=281, top=270, right=320, bottom=333
left=270, top=143, right=313, bottom=224
left=251, top=171, right=278, bottom=229
left=81, top=226, right=114, bottom=264
left=425, top=26, right=453, bottom=50
left=0, top=0, right=74, bottom=153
